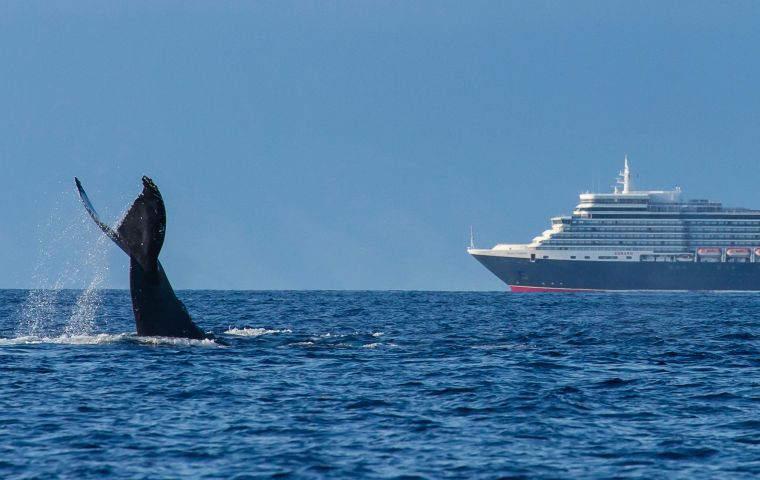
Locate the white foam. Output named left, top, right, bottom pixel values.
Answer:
left=133, top=336, right=218, bottom=347
left=371, top=332, right=384, bottom=337
left=224, top=327, right=292, bottom=337
left=0, top=333, right=218, bottom=347
left=0, top=333, right=129, bottom=346
left=363, top=342, right=397, bottom=348
left=289, top=341, right=315, bottom=347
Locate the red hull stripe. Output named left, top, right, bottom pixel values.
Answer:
left=509, top=285, right=603, bottom=293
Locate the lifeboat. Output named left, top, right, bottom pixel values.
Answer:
left=697, top=248, right=721, bottom=256
left=726, top=248, right=751, bottom=257
left=676, top=254, right=693, bottom=262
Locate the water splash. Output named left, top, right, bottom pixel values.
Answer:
left=17, top=190, right=114, bottom=337
left=17, top=287, right=65, bottom=337
left=64, top=233, right=109, bottom=336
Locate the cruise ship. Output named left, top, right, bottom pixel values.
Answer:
left=468, top=158, right=760, bottom=291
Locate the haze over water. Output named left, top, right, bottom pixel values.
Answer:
left=2, top=289, right=760, bottom=478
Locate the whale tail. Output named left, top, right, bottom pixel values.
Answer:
left=75, top=176, right=205, bottom=339
left=75, top=176, right=164, bottom=271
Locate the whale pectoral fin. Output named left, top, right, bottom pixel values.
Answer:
left=115, top=176, right=166, bottom=273
left=75, top=177, right=128, bottom=254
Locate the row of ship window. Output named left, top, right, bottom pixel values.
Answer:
left=535, top=246, right=701, bottom=251
left=564, top=227, right=760, bottom=232
left=550, top=233, right=760, bottom=239
left=579, top=199, right=648, bottom=204
left=541, top=255, right=634, bottom=260
left=648, top=207, right=722, bottom=212
left=577, top=207, right=725, bottom=213
left=542, top=240, right=759, bottom=246
left=541, top=255, right=633, bottom=259
left=571, top=220, right=760, bottom=226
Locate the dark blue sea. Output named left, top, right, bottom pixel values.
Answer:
left=2, top=290, right=760, bottom=479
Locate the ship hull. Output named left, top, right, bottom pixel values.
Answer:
left=472, top=254, right=760, bottom=291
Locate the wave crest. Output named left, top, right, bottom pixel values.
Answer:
left=224, top=327, right=292, bottom=337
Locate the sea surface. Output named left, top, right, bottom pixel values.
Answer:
left=2, top=290, right=760, bottom=479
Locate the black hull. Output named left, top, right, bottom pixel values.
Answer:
left=472, top=254, right=760, bottom=291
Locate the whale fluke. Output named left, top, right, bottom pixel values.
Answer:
left=75, top=176, right=206, bottom=339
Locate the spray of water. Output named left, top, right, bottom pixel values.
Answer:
left=64, top=233, right=110, bottom=336
left=16, top=189, right=116, bottom=338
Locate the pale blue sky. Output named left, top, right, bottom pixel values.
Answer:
left=2, top=1, right=760, bottom=290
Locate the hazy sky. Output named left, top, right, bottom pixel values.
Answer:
left=2, top=1, right=760, bottom=290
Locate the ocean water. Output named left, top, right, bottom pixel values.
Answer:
left=2, top=290, right=760, bottom=479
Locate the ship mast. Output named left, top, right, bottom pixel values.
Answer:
left=616, top=155, right=632, bottom=194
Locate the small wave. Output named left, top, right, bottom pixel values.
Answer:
left=224, top=327, right=292, bottom=337
left=0, top=334, right=218, bottom=347
left=692, top=391, right=738, bottom=401
left=289, top=341, right=315, bottom=347
left=371, top=332, right=384, bottom=337
left=346, top=398, right=392, bottom=409
left=471, top=343, right=532, bottom=351
left=363, top=342, right=397, bottom=348
left=471, top=344, right=513, bottom=350
left=596, top=377, right=637, bottom=388
left=656, top=447, right=718, bottom=460
left=718, top=332, right=757, bottom=340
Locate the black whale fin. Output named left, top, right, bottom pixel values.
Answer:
left=75, top=177, right=127, bottom=254
left=75, top=176, right=206, bottom=340
left=75, top=176, right=165, bottom=272
left=115, top=176, right=166, bottom=273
